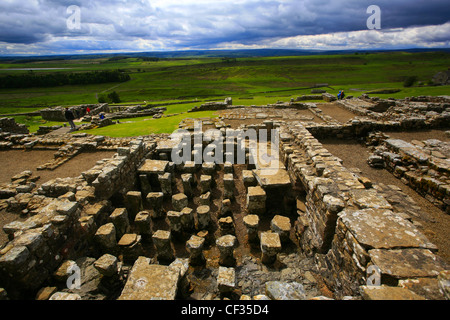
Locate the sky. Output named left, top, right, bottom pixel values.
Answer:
left=0, top=0, right=449, bottom=55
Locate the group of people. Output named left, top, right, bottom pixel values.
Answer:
left=337, top=90, right=345, bottom=100
left=65, top=106, right=102, bottom=131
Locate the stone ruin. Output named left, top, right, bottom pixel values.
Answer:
left=0, top=94, right=449, bottom=301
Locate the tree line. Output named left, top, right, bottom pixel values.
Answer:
left=0, top=70, right=130, bottom=89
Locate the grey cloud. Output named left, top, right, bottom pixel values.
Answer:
left=0, top=0, right=449, bottom=54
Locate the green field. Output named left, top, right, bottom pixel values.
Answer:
left=1, top=51, right=449, bottom=135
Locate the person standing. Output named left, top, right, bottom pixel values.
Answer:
left=65, top=107, right=76, bottom=131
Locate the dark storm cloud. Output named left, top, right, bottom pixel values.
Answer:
left=0, top=0, right=449, bottom=54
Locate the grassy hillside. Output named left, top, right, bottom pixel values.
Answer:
left=0, top=51, right=448, bottom=110
left=1, top=51, right=448, bottom=135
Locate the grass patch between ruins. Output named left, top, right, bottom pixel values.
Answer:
left=76, top=110, right=218, bottom=137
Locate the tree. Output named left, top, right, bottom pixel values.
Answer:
left=403, top=76, right=417, bottom=88
left=107, top=91, right=121, bottom=103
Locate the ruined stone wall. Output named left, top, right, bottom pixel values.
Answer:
left=279, top=123, right=449, bottom=299
left=84, top=139, right=153, bottom=200
left=0, top=136, right=152, bottom=298
left=369, top=137, right=450, bottom=214
left=0, top=117, right=29, bottom=134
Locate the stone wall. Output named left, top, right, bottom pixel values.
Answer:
left=0, top=118, right=29, bottom=134
left=279, top=123, right=449, bottom=299
left=0, top=136, right=152, bottom=299
left=368, top=137, right=450, bottom=214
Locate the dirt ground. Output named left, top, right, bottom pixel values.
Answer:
left=385, top=129, right=450, bottom=142
left=0, top=150, right=116, bottom=185
left=320, top=138, right=450, bottom=264
left=318, top=102, right=359, bottom=123
left=0, top=150, right=116, bottom=245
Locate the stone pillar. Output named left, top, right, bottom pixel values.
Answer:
left=216, top=235, right=236, bottom=266
left=146, top=192, right=164, bottom=218
left=218, top=216, right=234, bottom=235
left=220, top=199, right=232, bottom=217
left=224, top=162, right=233, bottom=174
left=125, top=191, right=142, bottom=221
left=158, top=173, right=172, bottom=197
left=108, top=208, right=130, bottom=240
left=196, top=205, right=211, bottom=230
left=217, top=266, right=235, bottom=295
left=118, top=233, right=143, bottom=263
left=180, top=207, right=194, bottom=231
left=242, top=170, right=256, bottom=187
left=199, top=175, right=212, bottom=194
left=94, top=223, right=117, bottom=253
left=243, top=214, right=259, bottom=243
left=199, top=192, right=211, bottom=206
left=181, top=174, right=193, bottom=198
left=172, top=193, right=188, bottom=211
left=260, top=231, right=281, bottom=265
left=139, top=174, right=152, bottom=195
left=186, top=235, right=205, bottom=266
left=223, top=173, right=234, bottom=199
left=134, top=211, right=152, bottom=239
left=270, top=215, right=291, bottom=242
left=167, top=211, right=183, bottom=235
left=152, top=230, right=175, bottom=263
left=202, top=162, right=216, bottom=175
left=246, top=186, right=266, bottom=214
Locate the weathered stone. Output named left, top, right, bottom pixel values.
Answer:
left=438, top=270, right=450, bottom=300
left=199, top=175, right=212, bottom=194
left=167, top=211, right=184, bottom=233
left=265, top=281, right=306, bottom=300
left=108, top=208, right=130, bottom=239
left=223, top=173, right=234, bottom=199
left=359, top=285, right=425, bottom=300
left=260, top=232, right=281, bottom=264
left=49, top=292, right=82, bottom=300
left=181, top=173, right=193, bottom=197
left=158, top=172, right=172, bottom=197
left=118, top=256, right=179, bottom=300
left=186, top=235, right=205, bottom=266
left=138, top=159, right=169, bottom=175
left=0, top=246, right=30, bottom=273
left=94, top=223, right=117, bottom=251
left=246, top=186, right=266, bottom=214
left=349, top=189, right=393, bottom=210
left=253, top=168, right=291, bottom=189
left=369, top=248, right=449, bottom=278
left=339, top=208, right=437, bottom=250
left=270, top=215, right=291, bottom=242
left=35, top=287, right=58, bottom=300
left=218, top=216, right=235, bottom=235
left=125, top=191, right=142, bottom=221
left=216, top=235, right=237, bottom=266
left=196, top=205, right=211, bottom=230
left=242, top=170, right=256, bottom=186
left=172, top=193, right=188, bottom=212
left=94, top=254, right=118, bottom=277
left=243, top=214, right=259, bottom=243
left=220, top=198, right=232, bottom=217
left=134, top=211, right=152, bottom=236
left=199, top=192, right=211, bottom=206
left=146, top=192, right=164, bottom=218
left=217, top=267, right=236, bottom=294
left=118, top=233, right=143, bottom=262
left=152, top=230, right=175, bottom=262
left=180, top=207, right=194, bottom=231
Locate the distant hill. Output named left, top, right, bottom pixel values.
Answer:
left=1, top=48, right=450, bottom=62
